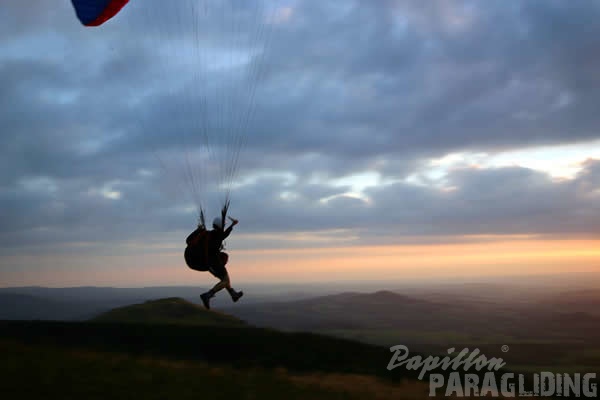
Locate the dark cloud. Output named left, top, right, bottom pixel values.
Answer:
left=1, top=1, right=600, bottom=254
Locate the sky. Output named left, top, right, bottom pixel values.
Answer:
left=1, top=0, right=600, bottom=288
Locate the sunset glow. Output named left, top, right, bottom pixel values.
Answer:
left=2, top=237, right=598, bottom=287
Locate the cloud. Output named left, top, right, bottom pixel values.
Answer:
left=1, top=1, right=600, bottom=255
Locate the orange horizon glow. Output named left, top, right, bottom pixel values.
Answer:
left=1, top=237, right=599, bottom=287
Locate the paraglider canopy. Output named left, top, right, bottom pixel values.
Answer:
left=71, top=0, right=130, bottom=26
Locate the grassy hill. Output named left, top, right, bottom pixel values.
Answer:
left=92, top=297, right=246, bottom=327
left=1, top=297, right=410, bottom=379
left=1, top=338, right=437, bottom=400
left=0, top=297, right=555, bottom=399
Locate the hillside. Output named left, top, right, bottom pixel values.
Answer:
left=0, top=298, right=428, bottom=381
left=92, top=297, right=246, bottom=327
left=2, top=297, right=525, bottom=380
left=0, top=338, right=466, bottom=400
left=0, top=297, right=414, bottom=379
left=0, top=297, right=562, bottom=398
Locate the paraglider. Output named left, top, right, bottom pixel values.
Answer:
left=71, top=0, right=279, bottom=306
left=185, top=215, right=243, bottom=309
left=71, top=0, right=130, bottom=26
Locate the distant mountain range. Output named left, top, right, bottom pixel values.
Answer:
left=0, top=285, right=329, bottom=320
left=2, top=285, right=599, bottom=346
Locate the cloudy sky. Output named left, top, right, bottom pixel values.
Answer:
left=1, top=0, right=600, bottom=287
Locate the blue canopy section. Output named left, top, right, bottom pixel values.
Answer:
left=71, top=0, right=129, bottom=26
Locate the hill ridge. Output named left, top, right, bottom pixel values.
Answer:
left=92, top=297, right=247, bottom=327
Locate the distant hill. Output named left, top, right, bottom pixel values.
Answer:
left=92, top=297, right=247, bottom=327
left=225, top=289, right=600, bottom=345
left=0, top=293, right=94, bottom=320
left=0, top=287, right=254, bottom=322
left=0, top=288, right=173, bottom=321
left=535, top=289, right=600, bottom=316
left=311, top=290, right=428, bottom=306
left=226, top=290, right=451, bottom=330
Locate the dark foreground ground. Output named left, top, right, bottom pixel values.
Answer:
left=0, top=318, right=569, bottom=399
